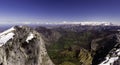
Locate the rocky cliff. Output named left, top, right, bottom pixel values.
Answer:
left=98, top=33, right=120, bottom=65
left=0, top=26, right=54, bottom=65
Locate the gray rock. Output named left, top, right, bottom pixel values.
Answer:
left=0, top=26, right=54, bottom=65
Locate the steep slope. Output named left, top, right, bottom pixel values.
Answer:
left=99, top=33, right=120, bottom=65
left=91, top=34, right=117, bottom=65
left=35, top=26, right=61, bottom=45
left=0, top=26, right=54, bottom=65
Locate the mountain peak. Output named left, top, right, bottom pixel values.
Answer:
left=0, top=25, right=54, bottom=65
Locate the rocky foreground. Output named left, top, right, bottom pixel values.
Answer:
left=0, top=26, right=54, bottom=65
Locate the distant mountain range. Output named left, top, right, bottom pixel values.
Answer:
left=0, top=21, right=118, bottom=26
left=31, top=21, right=117, bottom=26
left=42, top=22, right=113, bottom=26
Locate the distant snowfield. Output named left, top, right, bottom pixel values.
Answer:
left=59, top=21, right=111, bottom=25
left=0, top=21, right=114, bottom=26
left=0, top=27, right=15, bottom=47
left=32, top=21, right=112, bottom=26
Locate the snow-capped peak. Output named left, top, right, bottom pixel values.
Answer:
left=0, top=27, right=15, bottom=47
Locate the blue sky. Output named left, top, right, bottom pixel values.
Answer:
left=0, top=0, right=120, bottom=24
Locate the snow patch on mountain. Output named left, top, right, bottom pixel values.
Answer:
left=26, top=32, right=34, bottom=43
left=0, top=27, right=15, bottom=47
left=99, top=47, right=120, bottom=65
left=0, top=27, right=15, bottom=36
left=99, top=56, right=119, bottom=65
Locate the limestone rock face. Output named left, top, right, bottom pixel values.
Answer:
left=0, top=26, right=54, bottom=65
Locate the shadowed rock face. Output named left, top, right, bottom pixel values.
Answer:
left=98, top=33, right=120, bottom=65
left=91, top=33, right=120, bottom=65
left=91, top=34, right=117, bottom=65
left=0, top=26, right=54, bottom=65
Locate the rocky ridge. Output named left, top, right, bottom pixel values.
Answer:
left=99, top=33, right=120, bottom=65
left=0, top=26, right=54, bottom=65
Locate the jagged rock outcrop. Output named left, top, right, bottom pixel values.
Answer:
left=99, top=33, right=120, bottom=65
left=0, top=26, right=54, bottom=65
left=91, top=34, right=117, bottom=65
left=91, top=32, right=120, bottom=65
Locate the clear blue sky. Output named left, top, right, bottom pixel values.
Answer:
left=0, top=0, right=120, bottom=24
